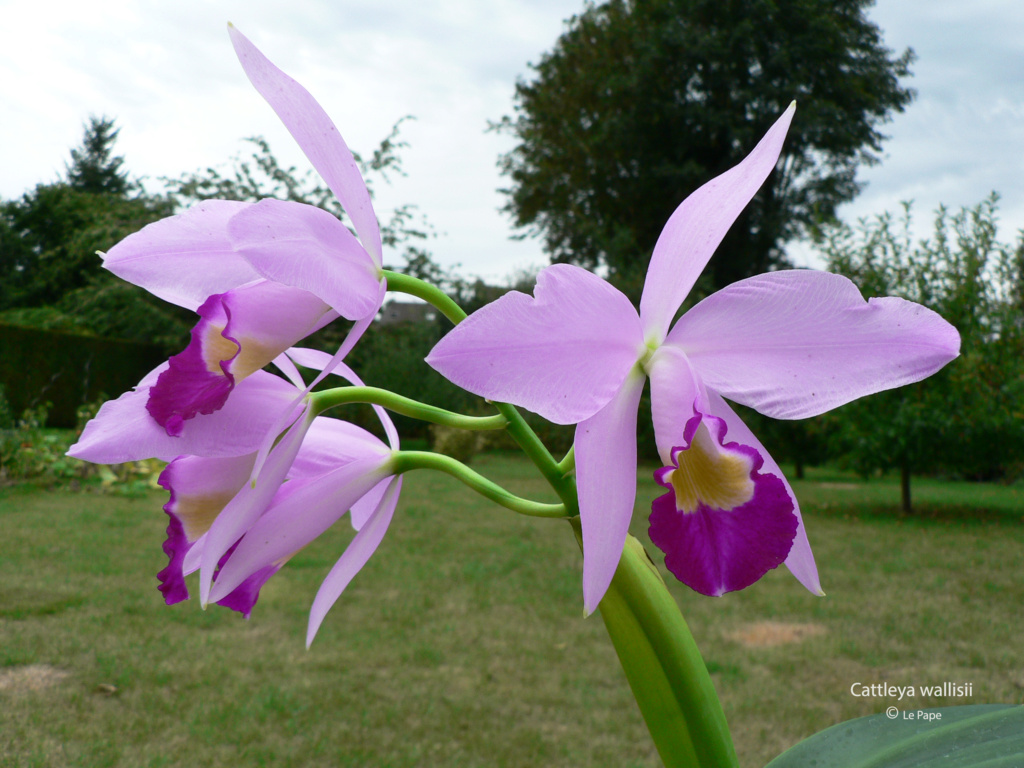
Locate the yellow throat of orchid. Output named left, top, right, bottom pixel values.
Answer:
left=667, top=421, right=755, bottom=513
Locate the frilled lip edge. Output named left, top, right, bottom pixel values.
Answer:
left=157, top=465, right=277, bottom=619
left=147, top=293, right=238, bottom=437
left=647, top=410, right=798, bottom=597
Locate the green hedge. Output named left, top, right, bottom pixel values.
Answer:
left=0, top=323, right=166, bottom=428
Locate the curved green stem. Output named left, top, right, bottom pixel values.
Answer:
left=494, top=403, right=579, bottom=515
left=557, top=445, right=575, bottom=475
left=382, top=269, right=577, bottom=513
left=383, top=270, right=467, bottom=325
left=311, top=386, right=507, bottom=431
left=392, top=451, right=568, bottom=518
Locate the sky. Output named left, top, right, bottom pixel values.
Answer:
left=2, top=0, right=1023, bottom=283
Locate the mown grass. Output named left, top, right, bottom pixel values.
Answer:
left=1, top=455, right=1022, bottom=767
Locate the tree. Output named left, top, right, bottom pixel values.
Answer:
left=497, top=0, right=915, bottom=301
left=0, top=117, right=181, bottom=346
left=819, top=195, right=1024, bottom=512
left=65, top=116, right=131, bottom=196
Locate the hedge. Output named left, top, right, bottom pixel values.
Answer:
left=0, top=323, right=166, bottom=428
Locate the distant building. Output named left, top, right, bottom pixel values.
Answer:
left=378, top=301, right=436, bottom=325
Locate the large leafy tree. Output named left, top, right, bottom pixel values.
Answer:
left=820, top=195, right=1024, bottom=511
left=497, top=0, right=915, bottom=300
left=1, top=117, right=177, bottom=344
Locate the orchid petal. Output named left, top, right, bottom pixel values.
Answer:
left=645, top=345, right=709, bottom=464
left=199, top=405, right=316, bottom=604
left=271, top=351, right=306, bottom=389
left=146, top=281, right=336, bottom=435
left=576, top=370, right=646, bottom=614
left=208, top=456, right=392, bottom=602
left=427, top=264, right=644, bottom=424
left=648, top=410, right=797, bottom=596
left=68, top=368, right=299, bottom=463
left=291, top=417, right=390, bottom=479
left=156, top=453, right=255, bottom=605
left=228, top=25, right=382, bottom=266
left=295, top=278, right=387, bottom=397
left=248, top=279, right=386, bottom=481
left=306, top=476, right=403, bottom=646
left=101, top=200, right=259, bottom=311
left=706, top=391, right=822, bottom=595
left=349, top=479, right=392, bottom=530
left=639, top=104, right=795, bottom=344
left=668, top=270, right=962, bottom=419
left=228, top=199, right=383, bottom=320
left=213, top=561, right=281, bottom=618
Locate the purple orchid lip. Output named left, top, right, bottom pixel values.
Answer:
left=648, top=410, right=797, bottom=597
left=156, top=453, right=256, bottom=607
left=146, top=281, right=336, bottom=436
left=147, top=294, right=237, bottom=436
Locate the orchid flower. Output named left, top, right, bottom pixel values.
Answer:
left=427, top=104, right=961, bottom=613
left=198, top=346, right=403, bottom=647
left=100, top=26, right=388, bottom=435
left=157, top=414, right=398, bottom=624
left=70, top=348, right=402, bottom=642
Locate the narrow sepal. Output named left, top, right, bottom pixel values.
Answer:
left=639, top=104, right=795, bottom=344
left=228, top=25, right=382, bottom=265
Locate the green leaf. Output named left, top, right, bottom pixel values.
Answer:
left=766, top=705, right=1024, bottom=768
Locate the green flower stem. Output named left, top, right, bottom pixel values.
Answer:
left=495, top=402, right=579, bottom=514
left=557, top=445, right=575, bottom=475
left=310, top=386, right=507, bottom=431
left=383, top=270, right=578, bottom=514
left=383, top=270, right=467, bottom=326
left=571, top=520, right=739, bottom=768
left=392, top=451, right=569, bottom=518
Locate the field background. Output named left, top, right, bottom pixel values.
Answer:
left=2, top=453, right=1022, bottom=768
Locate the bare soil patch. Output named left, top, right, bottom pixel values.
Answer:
left=729, top=621, right=827, bottom=648
left=0, top=664, right=69, bottom=693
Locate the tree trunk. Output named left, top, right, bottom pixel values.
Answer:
left=900, top=464, right=912, bottom=514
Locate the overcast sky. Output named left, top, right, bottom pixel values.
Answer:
left=2, top=0, right=1023, bottom=282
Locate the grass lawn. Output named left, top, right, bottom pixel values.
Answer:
left=1, top=454, right=1022, bottom=767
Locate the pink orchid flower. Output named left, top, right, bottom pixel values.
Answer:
left=201, top=346, right=404, bottom=647
left=427, top=104, right=961, bottom=614
left=69, top=349, right=402, bottom=643
left=156, top=415, right=394, bottom=619
left=101, top=26, right=387, bottom=435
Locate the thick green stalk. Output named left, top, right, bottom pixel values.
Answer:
left=392, top=451, right=568, bottom=518
left=573, top=521, right=739, bottom=768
